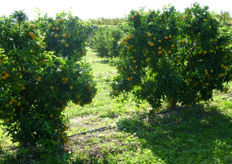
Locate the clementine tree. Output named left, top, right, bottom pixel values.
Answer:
left=0, top=11, right=96, bottom=152
left=111, top=4, right=232, bottom=110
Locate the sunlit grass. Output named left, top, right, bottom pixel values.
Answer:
left=64, top=48, right=150, bottom=119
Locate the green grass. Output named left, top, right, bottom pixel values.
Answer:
left=1, top=48, right=232, bottom=163
left=65, top=48, right=232, bottom=163
left=64, top=48, right=150, bottom=119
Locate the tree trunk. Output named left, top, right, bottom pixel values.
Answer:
left=169, top=97, right=176, bottom=110
left=21, top=141, right=29, bottom=147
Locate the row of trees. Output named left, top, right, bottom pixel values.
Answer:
left=215, top=11, right=232, bottom=25
left=0, top=3, right=231, bottom=156
left=90, top=3, right=231, bottom=110
left=86, top=17, right=125, bottom=25
left=88, top=26, right=124, bottom=57
left=85, top=11, right=232, bottom=26
left=88, top=9, right=232, bottom=59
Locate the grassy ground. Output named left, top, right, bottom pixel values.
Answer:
left=1, top=48, right=232, bottom=163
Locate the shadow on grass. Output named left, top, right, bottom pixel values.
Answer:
left=96, top=59, right=110, bottom=64
left=92, top=53, right=114, bottom=64
left=117, top=104, right=232, bottom=163
left=0, top=148, right=72, bottom=164
left=3, top=104, right=231, bottom=163
left=94, top=57, right=114, bottom=67
left=72, top=157, right=110, bottom=164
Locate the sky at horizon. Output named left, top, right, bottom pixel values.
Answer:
left=0, top=0, right=231, bottom=20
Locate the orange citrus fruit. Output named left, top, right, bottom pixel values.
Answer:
left=62, top=34, right=67, bottom=38
left=28, top=32, right=34, bottom=37
left=5, top=73, right=10, bottom=78
left=30, top=24, right=35, bottom=29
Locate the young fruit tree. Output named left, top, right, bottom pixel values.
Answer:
left=0, top=11, right=96, bottom=152
left=111, top=4, right=232, bottom=110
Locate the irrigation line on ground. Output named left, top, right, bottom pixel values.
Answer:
left=69, top=125, right=113, bottom=137
left=5, top=125, right=114, bottom=151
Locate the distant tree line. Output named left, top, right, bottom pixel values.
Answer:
left=215, top=11, right=232, bottom=26
left=86, top=17, right=126, bottom=25
left=85, top=12, right=231, bottom=26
